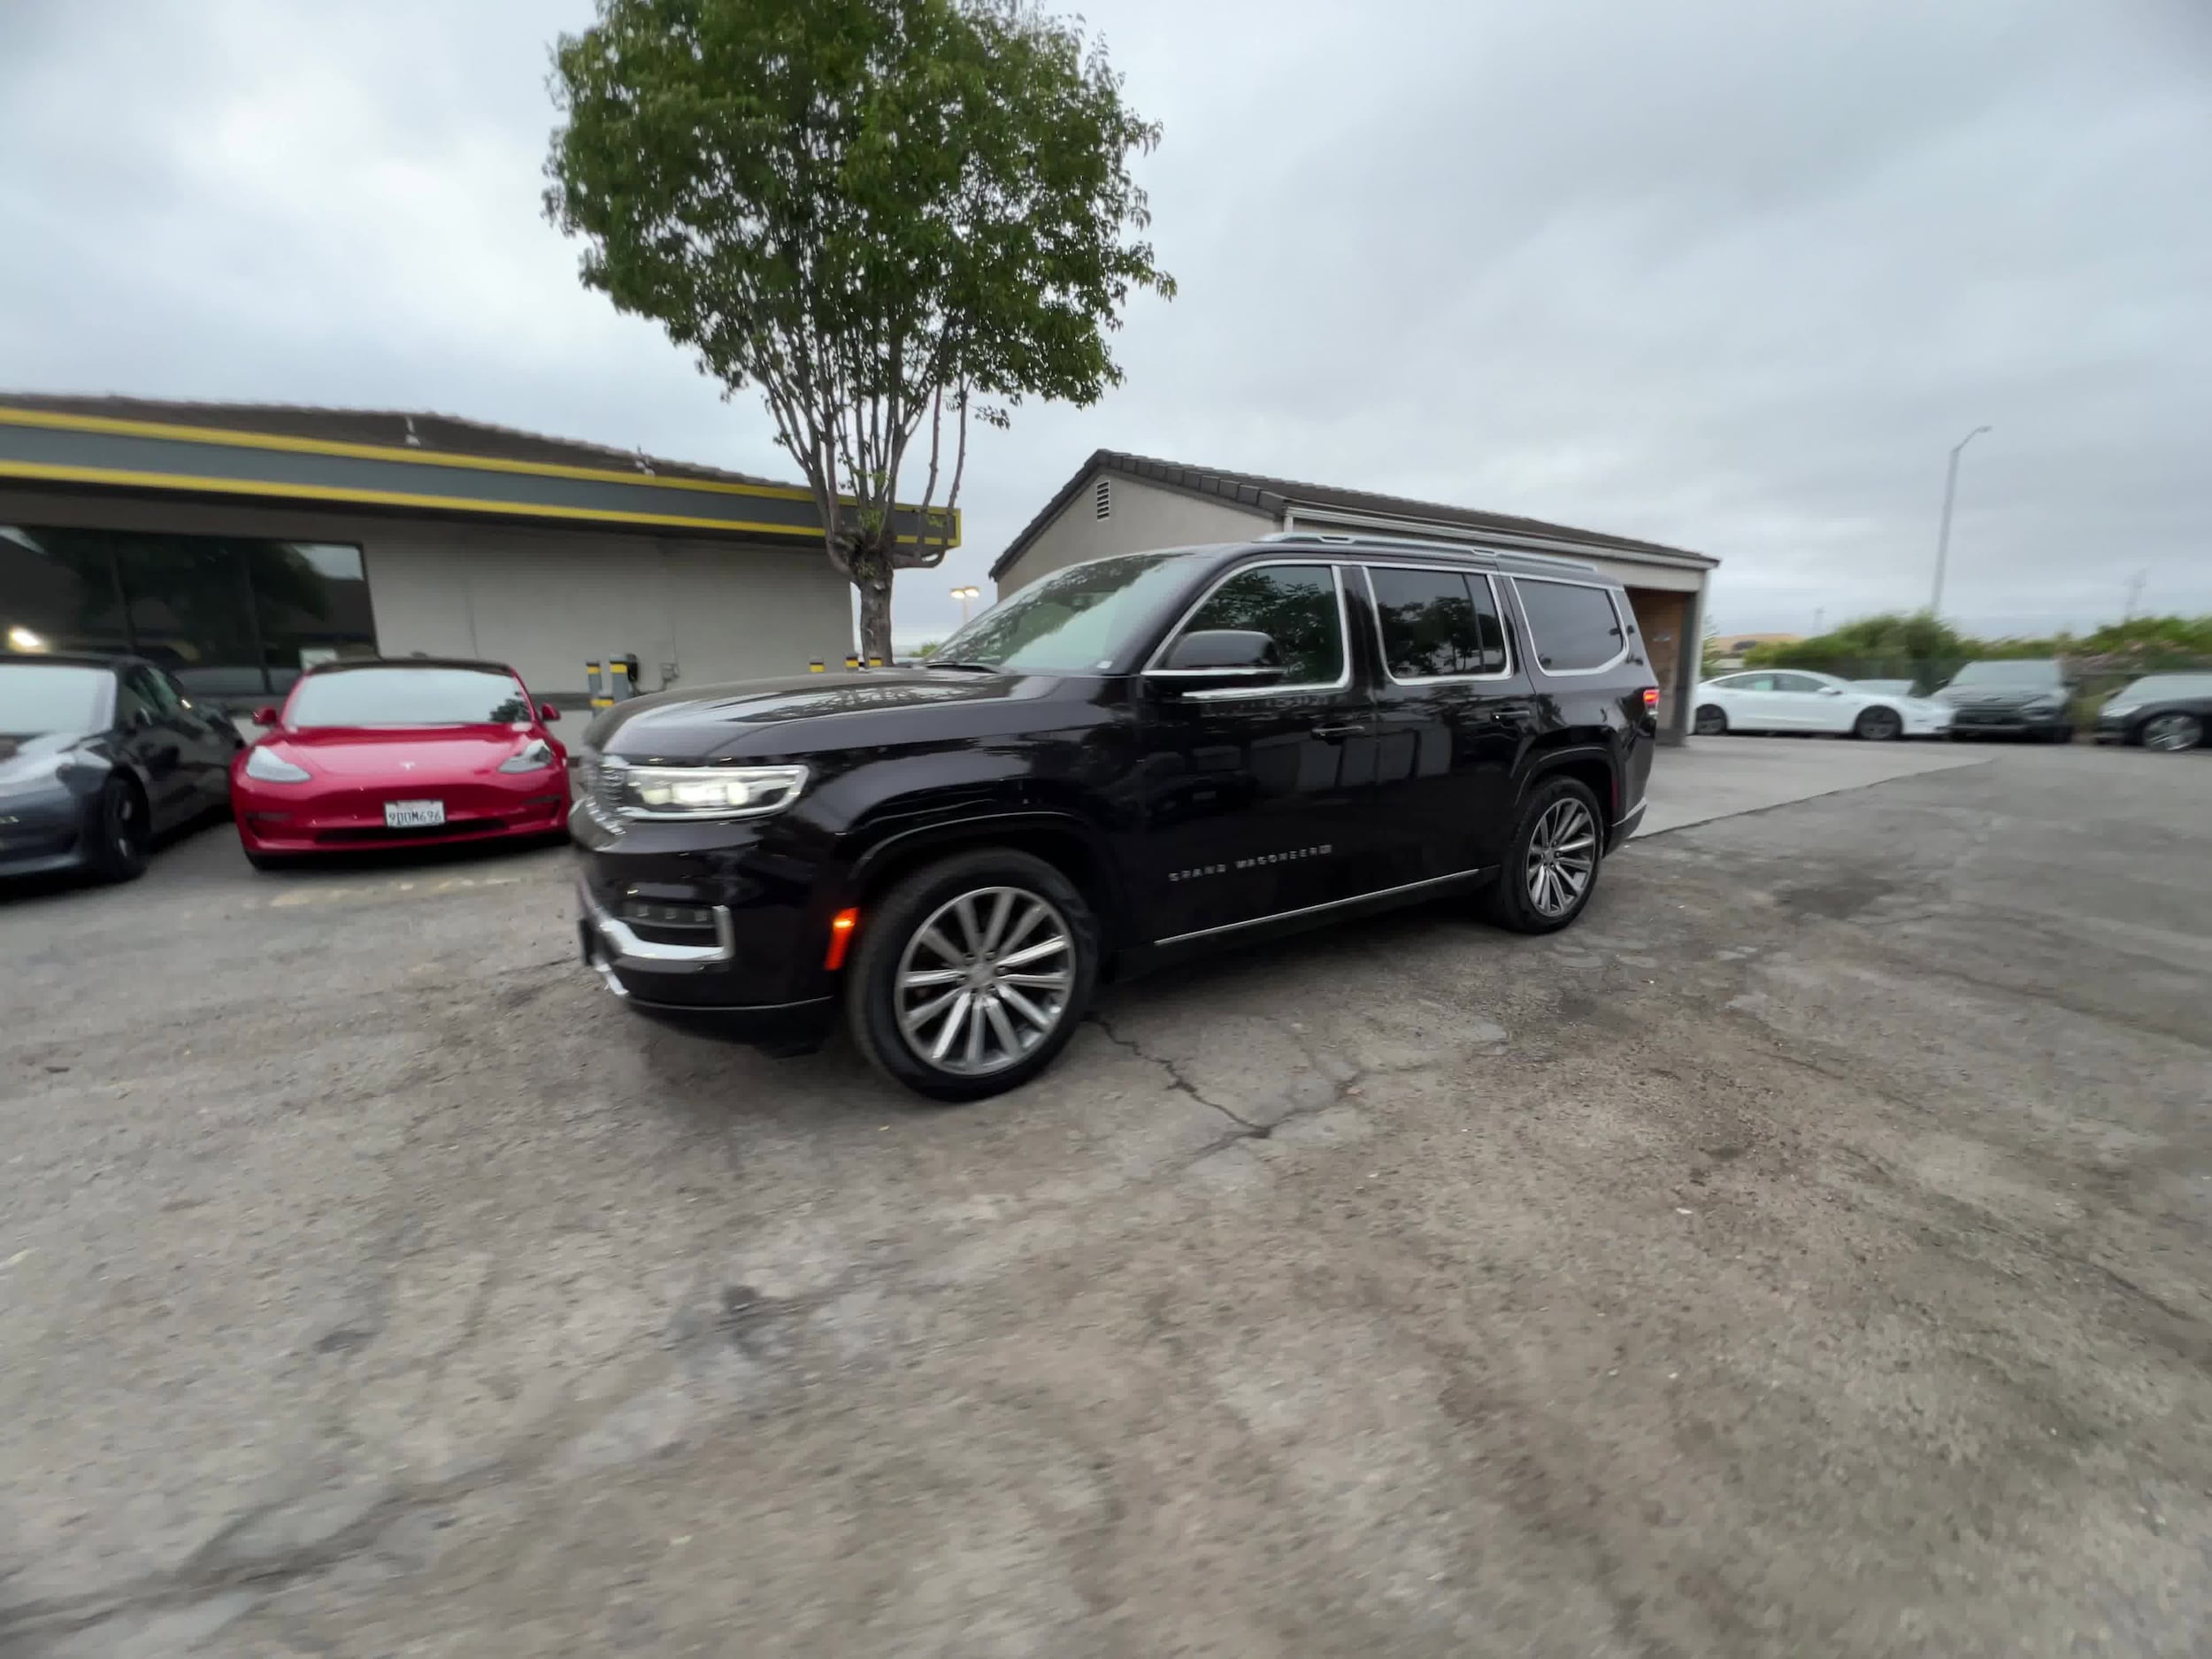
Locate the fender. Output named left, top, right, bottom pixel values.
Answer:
left=841, top=805, right=1126, bottom=915
left=1513, top=741, right=1622, bottom=818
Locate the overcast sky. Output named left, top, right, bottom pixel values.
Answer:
left=4, top=0, right=2208, bottom=646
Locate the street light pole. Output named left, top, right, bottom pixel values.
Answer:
left=951, top=585, right=979, bottom=625
left=1930, top=425, right=1991, bottom=617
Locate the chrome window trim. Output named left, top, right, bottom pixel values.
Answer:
left=1509, top=574, right=1632, bottom=678
left=1360, top=563, right=1517, bottom=686
left=1141, top=561, right=1354, bottom=702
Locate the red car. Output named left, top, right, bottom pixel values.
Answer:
left=232, top=658, right=569, bottom=868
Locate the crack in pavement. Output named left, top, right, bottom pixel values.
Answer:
left=1085, top=1013, right=1368, bottom=1160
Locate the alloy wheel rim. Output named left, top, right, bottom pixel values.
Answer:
left=111, top=790, right=141, bottom=859
left=1694, top=707, right=1724, bottom=734
left=1525, top=798, right=1597, bottom=918
left=1865, top=710, right=1900, bottom=739
left=2145, top=714, right=2200, bottom=752
left=894, top=886, right=1073, bottom=1076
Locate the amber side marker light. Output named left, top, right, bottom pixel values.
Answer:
left=824, top=908, right=861, bottom=970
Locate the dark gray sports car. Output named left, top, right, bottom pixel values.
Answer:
left=2094, top=673, right=2212, bottom=753
left=0, top=654, right=242, bottom=881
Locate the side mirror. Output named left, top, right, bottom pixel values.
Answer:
left=1149, top=629, right=1286, bottom=693
left=538, top=703, right=562, bottom=723
left=251, top=706, right=280, bottom=727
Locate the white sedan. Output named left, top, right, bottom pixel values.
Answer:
left=1692, top=671, right=1953, bottom=741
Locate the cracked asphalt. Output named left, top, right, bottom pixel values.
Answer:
left=3, top=742, right=2209, bottom=1657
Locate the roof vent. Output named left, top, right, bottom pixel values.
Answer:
left=1094, top=476, right=1111, bottom=519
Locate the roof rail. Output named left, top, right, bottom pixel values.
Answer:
left=1259, top=529, right=1598, bottom=574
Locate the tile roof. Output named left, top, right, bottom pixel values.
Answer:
left=0, top=393, right=784, bottom=488
left=990, top=449, right=1716, bottom=580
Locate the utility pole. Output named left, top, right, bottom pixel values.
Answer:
left=1931, top=425, right=1992, bottom=617
left=2123, top=570, right=2146, bottom=622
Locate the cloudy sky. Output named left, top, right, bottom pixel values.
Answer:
left=4, top=0, right=2208, bottom=646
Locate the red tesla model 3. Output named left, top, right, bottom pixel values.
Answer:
left=231, top=658, right=569, bottom=868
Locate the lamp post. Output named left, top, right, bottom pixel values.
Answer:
left=1930, top=425, right=1991, bottom=617
left=951, top=585, right=980, bottom=625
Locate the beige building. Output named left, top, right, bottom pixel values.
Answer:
left=992, top=451, right=1717, bottom=742
left=0, top=396, right=952, bottom=708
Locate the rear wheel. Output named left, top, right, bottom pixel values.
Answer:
left=1484, top=776, right=1604, bottom=935
left=2142, top=712, right=2203, bottom=752
left=1693, top=704, right=1728, bottom=736
left=846, top=849, right=1100, bottom=1102
left=1853, top=705, right=1902, bottom=741
left=84, top=777, right=150, bottom=883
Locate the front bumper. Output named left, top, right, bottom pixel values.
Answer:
left=1944, top=708, right=2069, bottom=737
left=234, top=773, right=570, bottom=852
left=0, top=786, right=95, bottom=878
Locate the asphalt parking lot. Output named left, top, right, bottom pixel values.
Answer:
left=4, top=741, right=2209, bottom=1657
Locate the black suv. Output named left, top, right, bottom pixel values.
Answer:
left=1936, top=658, right=2076, bottom=741
left=573, top=534, right=1659, bottom=1099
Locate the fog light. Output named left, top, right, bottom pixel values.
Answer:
left=619, top=899, right=716, bottom=930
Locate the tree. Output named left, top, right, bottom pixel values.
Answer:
left=545, top=0, right=1173, bottom=663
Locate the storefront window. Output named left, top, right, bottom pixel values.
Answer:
left=0, top=525, right=373, bottom=706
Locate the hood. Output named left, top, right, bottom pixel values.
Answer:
left=1935, top=685, right=2062, bottom=709
left=0, top=732, right=101, bottom=790
left=267, top=724, right=544, bottom=780
left=594, top=669, right=1080, bottom=761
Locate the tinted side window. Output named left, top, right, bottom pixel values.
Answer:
left=1177, top=564, right=1344, bottom=687
left=113, top=671, right=156, bottom=726
left=1772, top=673, right=1824, bottom=694
left=1368, top=568, right=1508, bottom=678
left=131, top=666, right=187, bottom=716
left=1515, top=579, right=1624, bottom=672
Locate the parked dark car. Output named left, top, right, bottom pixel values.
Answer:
left=573, top=534, right=1660, bottom=1099
left=2094, top=673, right=2212, bottom=752
left=1936, top=659, right=2075, bottom=741
left=0, top=653, right=242, bottom=881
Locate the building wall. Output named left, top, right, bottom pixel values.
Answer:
left=0, top=487, right=852, bottom=698
left=995, top=473, right=1273, bottom=594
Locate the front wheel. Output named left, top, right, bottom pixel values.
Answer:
left=846, top=849, right=1100, bottom=1102
left=2141, top=713, right=2202, bottom=752
left=1853, top=705, right=1902, bottom=741
left=83, top=777, right=150, bottom=883
left=1484, top=776, right=1605, bottom=935
left=1693, top=704, right=1728, bottom=736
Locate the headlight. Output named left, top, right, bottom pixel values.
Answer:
left=499, top=739, right=557, bottom=773
left=243, top=746, right=312, bottom=783
left=2023, top=697, right=2062, bottom=715
left=2103, top=704, right=2137, bottom=718
left=603, top=761, right=809, bottom=821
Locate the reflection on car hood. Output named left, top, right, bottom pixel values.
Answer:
left=270, top=725, right=539, bottom=780
left=0, top=733, right=91, bottom=789
left=593, top=669, right=1069, bottom=760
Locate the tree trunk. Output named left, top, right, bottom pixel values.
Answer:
left=853, top=558, right=895, bottom=667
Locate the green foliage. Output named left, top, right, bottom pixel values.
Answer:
left=545, top=0, right=1172, bottom=659
left=1745, top=613, right=1969, bottom=674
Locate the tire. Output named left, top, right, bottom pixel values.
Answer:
left=1853, top=705, right=1903, bottom=741
left=845, top=848, right=1100, bottom=1102
left=2141, top=712, right=2203, bottom=752
left=1483, top=775, right=1605, bottom=936
left=1693, top=704, right=1728, bottom=736
left=83, top=776, right=150, bottom=883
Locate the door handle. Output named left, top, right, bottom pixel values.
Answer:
left=1310, top=722, right=1370, bottom=739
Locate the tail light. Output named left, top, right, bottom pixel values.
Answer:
left=1641, top=687, right=1660, bottom=710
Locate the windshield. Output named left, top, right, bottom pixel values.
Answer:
left=2116, top=674, right=2212, bottom=701
left=286, top=666, right=532, bottom=728
left=929, top=552, right=1194, bottom=673
left=0, top=662, right=110, bottom=734
left=1948, top=660, right=2062, bottom=688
